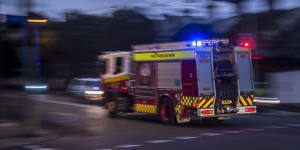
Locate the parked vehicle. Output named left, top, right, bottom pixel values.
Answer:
left=67, top=78, right=103, bottom=101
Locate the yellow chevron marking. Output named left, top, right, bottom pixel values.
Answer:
left=238, top=102, right=241, bottom=107
left=240, top=96, right=248, bottom=106
left=203, top=97, right=215, bottom=108
left=250, top=94, right=254, bottom=99
left=198, top=98, right=206, bottom=108
left=247, top=96, right=253, bottom=105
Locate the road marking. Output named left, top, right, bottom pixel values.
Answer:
left=244, top=128, right=265, bottom=131
left=200, top=133, right=223, bottom=136
left=222, top=131, right=245, bottom=134
left=23, top=145, right=57, bottom=150
left=265, top=126, right=288, bottom=129
left=114, top=144, right=142, bottom=148
left=146, top=140, right=174, bottom=143
left=285, top=124, right=300, bottom=127
left=173, top=136, right=199, bottom=140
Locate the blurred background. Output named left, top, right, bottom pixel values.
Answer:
left=1, top=0, right=300, bottom=99
left=1, top=0, right=300, bottom=149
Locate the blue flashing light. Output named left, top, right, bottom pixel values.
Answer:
left=197, top=41, right=202, bottom=47
left=192, top=41, right=196, bottom=47
left=192, top=40, right=202, bottom=47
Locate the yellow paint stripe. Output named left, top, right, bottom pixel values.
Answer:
left=133, top=51, right=195, bottom=61
left=250, top=94, right=254, bottom=99
left=203, top=97, right=214, bottom=108
left=198, top=98, right=206, bottom=108
left=247, top=96, right=253, bottom=105
left=238, top=102, right=241, bottom=107
left=240, top=96, right=248, bottom=106
left=102, top=74, right=130, bottom=83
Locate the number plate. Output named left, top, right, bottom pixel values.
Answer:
left=221, top=100, right=232, bottom=105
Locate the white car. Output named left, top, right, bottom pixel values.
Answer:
left=67, top=78, right=103, bottom=101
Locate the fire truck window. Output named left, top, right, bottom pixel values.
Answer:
left=98, top=59, right=107, bottom=74
left=114, top=57, right=123, bottom=74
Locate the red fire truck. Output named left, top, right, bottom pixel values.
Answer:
left=99, top=39, right=256, bottom=124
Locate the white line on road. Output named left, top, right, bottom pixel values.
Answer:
left=222, top=131, right=245, bottom=134
left=285, top=124, right=300, bottom=127
left=23, top=145, right=57, bottom=150
left=265, top=126, right=288, bottom=129
left=200, top=133, right=223, bottom=136
left=145, top=140, right=174, bottom=143
left=114, top=144, right=142, bottom=148
left=173, top=136, right=199, bottom=140
left=243, top=128, right=265, bottom=131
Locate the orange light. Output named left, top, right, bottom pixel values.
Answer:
left=27, top=19, right=48, bottom=23
left=192, top=103, right=197, bottom=108
left=202, top=110, right=212, bottom=115
left=245, top=107, right=256, bottom=112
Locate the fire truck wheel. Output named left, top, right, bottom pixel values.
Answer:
left=159, top=99, right=176, bottom=124
left=107, top=101, right=119, bottom=118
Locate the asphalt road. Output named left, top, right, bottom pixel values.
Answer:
left=5, top=94, right=300, bottom=150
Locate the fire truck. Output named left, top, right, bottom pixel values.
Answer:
left=99, top=39, right=256, bottom=124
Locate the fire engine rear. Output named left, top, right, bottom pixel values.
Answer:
left=99, top=39, right=256, bottom=124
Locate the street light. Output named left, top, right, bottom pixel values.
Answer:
left=27, top=19, right=48, bottom=23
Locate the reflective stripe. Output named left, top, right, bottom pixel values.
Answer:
left=247, top=96, right=253, bottom=105
left=203, top=97, right=214, bottom=108
left=134, top=104, right=157, bottom=114
left=102, top=74, right=130, bottom=83
left=198, top=98, right=206, bottom=108
left=240, top=96, right=248, bottom=106
left=133, top=51, right=195, bottom=61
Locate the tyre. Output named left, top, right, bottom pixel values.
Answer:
left=104, top=91, right=119, bottom=118
left=107, top=101, right=119, bottom=118
left=159, top=98, right=176, bottom=124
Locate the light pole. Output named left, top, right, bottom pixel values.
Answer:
left=26, top=17, right=48, bottom=85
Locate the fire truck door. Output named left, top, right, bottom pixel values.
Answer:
left=235, top=52, right=254, bottom=93
left=182, top=60, right=198, bottom=97
left=196, top=52, right=215, bottom=95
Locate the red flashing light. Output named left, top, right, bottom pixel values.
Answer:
left=241, top=41, right=252, bottom=48
left=202, top=110, right=212, bottom=115
left=245, top=107, right=256, bottom=112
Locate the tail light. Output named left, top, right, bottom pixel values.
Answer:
left=202, top=110, right=213, bottom=115
left=245, top=107, right=256, bottom=112
left=241, top=41, right=252, bottom=48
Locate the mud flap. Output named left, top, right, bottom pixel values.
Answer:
left=176, top=115, right=191, bottom=123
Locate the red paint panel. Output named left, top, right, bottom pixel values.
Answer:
left=134, top=99, right=156, bottom=105
left=181, top=60, right=198, bottom=97
left=157, top=91, right=179, bottom=106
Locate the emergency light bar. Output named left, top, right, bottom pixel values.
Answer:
left=192, top=39, right=229, bottom=47
left=132, top=39, right=230, bottom=51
